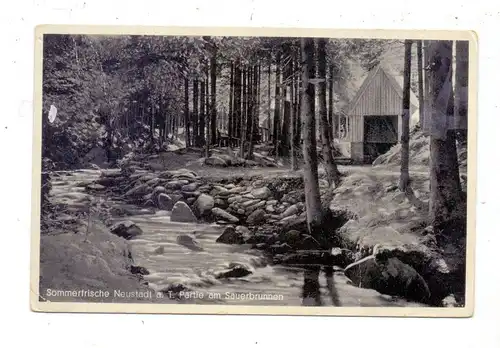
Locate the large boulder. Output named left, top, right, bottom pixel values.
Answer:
left=277, top=214, right=307, bottom=233
left=247, top=209, right=266, bottom=225
left=216, top=225, right=249, bottom=244
left=193, top=194, right=215, bottom=217
left=145, top=177, right=161, bottom=187
left=124, top=183, right=151, bottom=199
left=280, top=204, right=300, bottom=219
left=170, top=202, right=198, bottom=223
left=251, top=187, right=272, bottom=200
left=157, top=193, right=173, bottom=211
left=110, top=221, right=143, bottom=240
left=344, top=255, right=431, bottom=303
left=215, top=262, right=253, bottom=279
left=181, top=182, right=198, bottom=192
left=212, top=208, right=239, bottom=223
left=152, top=186, right=167, bottom=201
left=166, top=180, right=189, bottom=190
left=373, top=242, right=463, bottom=305
left=176, top=234, right=204, bottom=251
left=245, top=200, right=266, bottom=214
left=205, top=156, right=228, bottom=167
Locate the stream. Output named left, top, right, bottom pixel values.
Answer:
left=50, top=168, right=425, bottom=307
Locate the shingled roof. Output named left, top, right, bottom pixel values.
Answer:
left=343, top=62, right=420, bottom=116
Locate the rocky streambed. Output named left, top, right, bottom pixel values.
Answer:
left=77, top=164, right=463, bottom=307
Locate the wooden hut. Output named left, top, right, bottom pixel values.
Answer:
left=338, top=63, right=420, bottom=163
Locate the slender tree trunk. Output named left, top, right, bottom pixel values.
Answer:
left=267, top=59, right=272, bottom=141
left=184, top=77, right=191, bottom=147
left=301, top=38, right=322, bottom=306
left=228, top=62, right=234, bottom=145
left=428, top=40, right=464, bottom=235
left=210, top=51, right=217, bottom=145
left=150, top=103, right=155, bottom=149
left=256, top=63, right=261, bottom=143
left=328, top=64, right=336, bottom=140
left=281, top=48, right=291, bottom=158
left=273, top=53, right=281, bottom=158
left=417, top=41, right=425, bottom=130
left=200, top=80, right=206, bottom=146
left=318, top=39, right=341, bottom=187
left=423, top=40, right=430, bottom=134
left=247, top=65, right=258, bottom=159
left=399, top=40, right=412, bottom=192
left=291, top=47, right=298, bottom=170
left=294, top=47, right=301, bottom=148
left=163, top=112, right=168, bottom=142
left=205, top=69, right=210, bottom=157
left=455, top=40, right=469, bottom=145
left=174, top=108, right=179, bottom=139
left=240, top=68, right=247, bottom=157
left=105, top=111, right=114, bottom=162
left=246, top=66, right=253, bottom=143
left=234, top=62, right=242, bottom=147
left=193, top=79, right=199, bottom=147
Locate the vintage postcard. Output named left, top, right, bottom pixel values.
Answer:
left=30, top=25, right=477, bottom=317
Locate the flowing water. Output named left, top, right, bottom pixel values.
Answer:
left=50, top=169, right=425, bottom=307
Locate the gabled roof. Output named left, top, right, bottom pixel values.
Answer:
left=344, top=62, right=420, bottom=115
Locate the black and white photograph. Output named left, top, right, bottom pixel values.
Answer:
left=31, top=26, right=476, bottom=316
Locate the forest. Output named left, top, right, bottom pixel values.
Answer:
left=39, top=34, right=469, bottom=307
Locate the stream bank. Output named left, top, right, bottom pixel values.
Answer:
left=39, top=167, right=428, bottom=307
left=79, top=155, right=465, bottom=307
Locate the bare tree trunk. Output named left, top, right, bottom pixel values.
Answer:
left=417, top=41, right=425, bottom=130
left=200, top=80, right=206, bottom=147
left=399, top=40, right=412, bottom=192
left=267, top=59, right=272, bottom=141
left=184, top=77, right=191, bottom=147
left=328, top=64, right=335, bottom=141
left=240, top=68, right=247, bottom=157
left=428, top=40, right=464, bottom=235
left=301, top=37, right=322, bottom=306
left=294, top=47, right=301, bottom=148
left=210, top=52, right=217, bottom=145
left=205, top=69, right=210, bottom=158
left=228, top=62, right=234, bottom=146
left=234, top=62, right=242, bottom=147
left=455, top=40, right=469, bottom=145
left=291, top=47, right=298, bottom=171
left=423, top=40, right=430, bottom=134
left=247, top=65, right=257, bottom=159
left=273, top=54, right=281, bottom=159
left=193, top=79, right=199, bottom=147
left=318, top=38, right=341, bottom=187
left=163, top=112, right=168, bottom=142
left=281, top=47, right=290, bottom=157
left=150, top=102, right=155, bottom=149
left=245, top=66, right=253, bottom=145
left=256, top=63, right=261, bottom=143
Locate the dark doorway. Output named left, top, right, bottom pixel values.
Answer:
left=363, top=115, right=398, bottom=163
